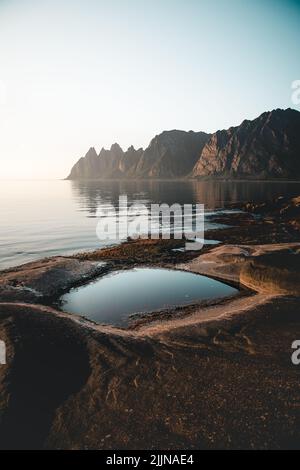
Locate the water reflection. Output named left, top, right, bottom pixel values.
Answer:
left=71, top=179, right=300, bottom=214
left=1, top=179, right=300, bottom=270
left=60, top=267, right=239, bottom=326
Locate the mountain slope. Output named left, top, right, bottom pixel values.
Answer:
left=66, top=130, right=210, bottom=179
left=66, top=108, right=300, bottom=180
left=132, top=130, right=210, bottom=178
left=192, top=108, right=300, bottom=179
left=67, top=144, right=143, bottom=179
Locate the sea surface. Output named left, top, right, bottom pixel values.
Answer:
left=1, top=179, right=300, bottom=270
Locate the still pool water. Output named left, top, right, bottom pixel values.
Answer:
left=60, top=268, right=238, bottom=326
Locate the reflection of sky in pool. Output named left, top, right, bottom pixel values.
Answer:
left=60, top=268, right=238, bottom=326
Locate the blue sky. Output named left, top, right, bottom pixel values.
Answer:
left=0, top=0, right=299, bottom=178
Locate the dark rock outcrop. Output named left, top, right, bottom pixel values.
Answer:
left=243, top=194, right=300, bottom=231
left=66, top=108, right=300, bottom=180
left=132, top=130, right=209, bottom=178
left=66, top=130, right=210, bottom=179
left=67, top=144, right=144, bottom=179
left=192, top=108, right=300, bottom=179
left=120, top=145, right=143, bottom=173
left=67, top=147, right=99, bottom=180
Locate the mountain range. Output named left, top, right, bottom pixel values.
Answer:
left=67, top=108, right=300, bottom=180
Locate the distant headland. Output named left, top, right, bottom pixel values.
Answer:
left=66, top=108, right=300, bottom=181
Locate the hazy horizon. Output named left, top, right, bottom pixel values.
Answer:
left=0, top=0, right=299, bottom=180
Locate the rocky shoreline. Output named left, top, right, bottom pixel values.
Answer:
left=0, top=196, right=300, bottom=449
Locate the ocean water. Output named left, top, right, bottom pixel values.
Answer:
left=1, top=179, right=300, bottom=270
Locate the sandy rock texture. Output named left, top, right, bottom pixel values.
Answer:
left=0, top=239, right=300, bottom=449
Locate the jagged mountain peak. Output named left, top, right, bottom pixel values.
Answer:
left=110, top=143, right=123, bottom=152
left=85, top=147, right=98, bottom=157
left=66, top=108, right=300, bottom=180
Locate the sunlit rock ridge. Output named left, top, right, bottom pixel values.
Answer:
left=66, top=108, right=300, bottom=180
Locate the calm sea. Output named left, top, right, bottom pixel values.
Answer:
left=1, top=179, right=300, bottom=270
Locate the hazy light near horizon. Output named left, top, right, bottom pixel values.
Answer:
left=0, top=0, right=299, bottom=180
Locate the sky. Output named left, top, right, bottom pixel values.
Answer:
left=0, top=0, right=299, bottom=179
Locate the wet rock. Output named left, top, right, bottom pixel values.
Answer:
left=0, top=257, right=107, bottom=302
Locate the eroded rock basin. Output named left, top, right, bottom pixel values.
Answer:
left=59, top=267, right=238, bottom=326
left=1, top=236, right=300, bottom=449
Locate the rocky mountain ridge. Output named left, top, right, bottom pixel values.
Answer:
left=67, top=108, right=300, bottom=180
